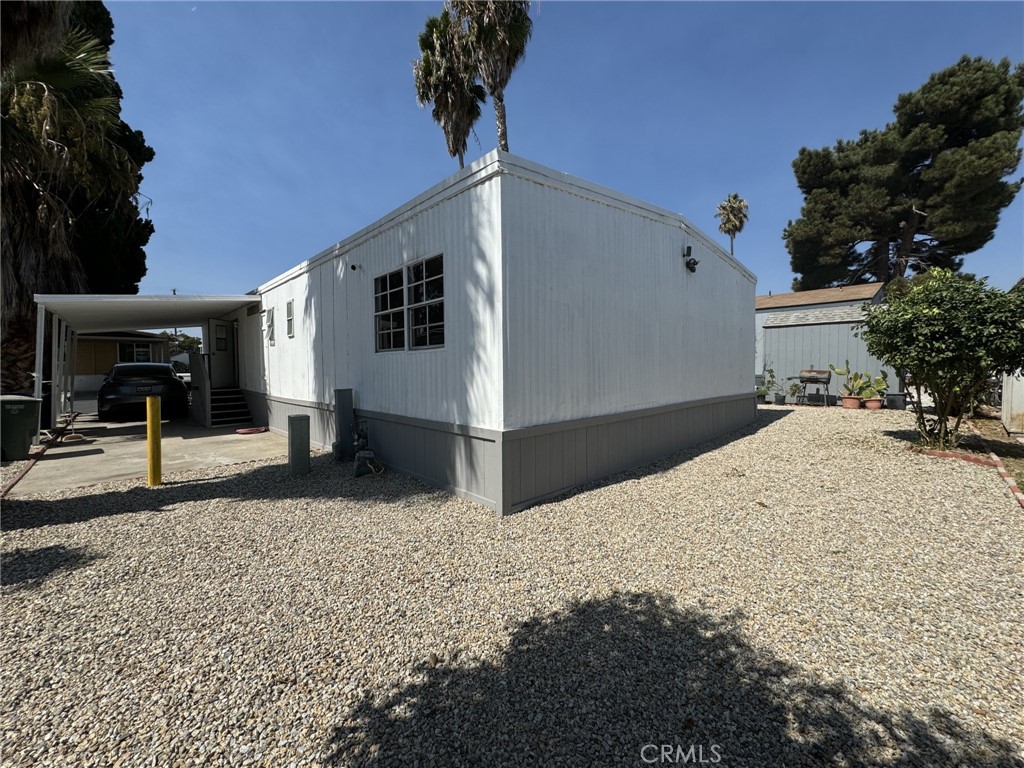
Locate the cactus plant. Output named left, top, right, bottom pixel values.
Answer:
left=830, top=361, right=870, bottom=397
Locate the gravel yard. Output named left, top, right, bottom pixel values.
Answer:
left=2, top=406, right=1022, bottom=767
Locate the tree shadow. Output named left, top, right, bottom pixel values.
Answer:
left=881, top=428, right=923, bottom=447
left=4, top=408, right=795, bottom=530
left=520, top=407, right=794, bottom=514
left=1, top=545, right=99, bottom=590
left=0, top=454, right=447, bottom=532
left=325, top=592, right=1021, bottom=767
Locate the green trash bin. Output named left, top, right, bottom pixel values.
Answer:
left=1, top=395, right=42, bottom=461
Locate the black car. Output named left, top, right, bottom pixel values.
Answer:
left=97, top=363, right=190, bottom=421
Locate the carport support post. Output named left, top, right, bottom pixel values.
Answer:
left=147, top=396, right=162, bottom=487
left=32, top=304, right=45, bottom=445
left=288, top=414, right=310, bottom=476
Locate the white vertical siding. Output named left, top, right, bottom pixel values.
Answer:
left=500, top=173, right=754, bottom=429
left=345, top=179, right=504, bottom=428
left=248, top=173, right=505, bottom=430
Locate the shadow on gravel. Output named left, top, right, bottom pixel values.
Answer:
left=525, top=407, right=795, bottom=515
left=0, top=455, right=441, bottom=532
left=325, top=592, right=1020, bottom=768
left=882, top=428, right=922, bottom=447
left=3, top=411, right=795, bottom=532
left=1, top=545, right=99, bottom=589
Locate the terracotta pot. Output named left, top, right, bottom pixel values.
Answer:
left=863, top=398, right=883, bottom=411
left=840, top=395, right=862, bottom=409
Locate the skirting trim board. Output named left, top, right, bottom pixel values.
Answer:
left=243, top=390, right=755, bottom=515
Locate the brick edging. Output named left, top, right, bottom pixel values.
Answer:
left=911, top=422, right=1024, bottom=510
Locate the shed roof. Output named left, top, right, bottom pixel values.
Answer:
left=755, top=283, right=883, bottom=310
left=763, top=305, right=867, bottom=327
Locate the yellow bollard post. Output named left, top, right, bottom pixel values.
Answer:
left=147, top=395, right=162, bottom=487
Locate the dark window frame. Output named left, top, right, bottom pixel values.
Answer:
left=406, top=254, right=444, bottom=350
left=374, top=268, right=406, bottom=352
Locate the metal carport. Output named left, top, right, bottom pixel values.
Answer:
left=33, top=294, right=260, bottom=437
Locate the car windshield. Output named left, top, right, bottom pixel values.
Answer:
left=111, top=364, right=176, bottom=380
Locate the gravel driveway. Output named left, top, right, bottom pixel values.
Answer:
left=2, top=406, right=1022, bottom=767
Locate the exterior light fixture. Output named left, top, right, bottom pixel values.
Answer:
left=683, top=246, right=699, bottom=273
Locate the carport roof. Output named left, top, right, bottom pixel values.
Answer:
left=35, top=294, right=260, bottom=333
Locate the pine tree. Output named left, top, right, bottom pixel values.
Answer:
left=785, top=56, right=1024, bottom=290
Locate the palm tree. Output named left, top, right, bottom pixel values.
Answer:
left=1, top=1, right=74, bottom=70
left=413, top=10, right=487, bottom=168
left=715, top=193, right=749, bottom=256
left=1, top=26, right=137, bottom=390
left=449, top=0, right=531, bottom=153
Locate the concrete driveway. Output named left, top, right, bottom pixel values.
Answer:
left=6, top=412, right=289, bottom=498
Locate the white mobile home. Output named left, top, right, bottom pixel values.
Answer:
left=230, top=152, right=756, bottom=513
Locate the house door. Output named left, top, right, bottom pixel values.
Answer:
left=209, top=319, right=237, bottom=388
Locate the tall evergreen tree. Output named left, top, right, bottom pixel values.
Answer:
left=1, top=1, right=154, bottom=391
left=714, top=193, right=749, bottom=256
left=785, top=56, right=1024, bottom=290
left=65, top=2, right=154, bottom=296
left=450, top=0, right=531, bottom=153
left=414, top=9, right=487, bottom=168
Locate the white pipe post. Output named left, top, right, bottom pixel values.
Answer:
left=32, top=305, right=46, bottom=445
left=67, top=329, right=78, bottom=414
left=50, top=314, right=59, bottom=429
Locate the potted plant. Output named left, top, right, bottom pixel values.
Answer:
left=862, top=372, right=888, bottom=410
left=830, top=361, right=867, bottom=409
left=787, top=381, right=803, bottom=404
left=862, top=386, right=882, bottom=410
left=756, top=368, right=779, bottom=405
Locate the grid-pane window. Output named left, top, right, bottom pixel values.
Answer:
left=407, top=255, right=444, bottom=349
left=374, top=268, right=405, bottom=351
left=118, top=342, right=151, bottom=362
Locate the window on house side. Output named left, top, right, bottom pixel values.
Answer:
left=118, top=342, right=152, bottom=363
left=407, top=255, right=444, bottom=349
left=374, top=268, right=405, bottom=351
left=265, top=308, right=275, bottom=346
left=286, top=300, right=294, bottom=338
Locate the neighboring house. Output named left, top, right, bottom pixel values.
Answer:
left=74, top=331, right=170, bottom=394
left=1003, top=277, right=1024, bottom=434
left=755, top=284, right=890, bottom=400
left=223, top=151, right=757, bottom=514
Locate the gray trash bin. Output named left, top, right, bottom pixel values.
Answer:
left=1, top=395, right=42, bottom=461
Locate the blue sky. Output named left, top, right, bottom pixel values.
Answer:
left=107, top=1, right=1024, bottom=299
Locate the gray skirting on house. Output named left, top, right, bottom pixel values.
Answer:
left=242, top=390, right=336, bottom=451
left=242, top=390, right=755, bottom=515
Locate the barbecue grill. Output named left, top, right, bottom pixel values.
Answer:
left=787, top=369, right=832, bottom=406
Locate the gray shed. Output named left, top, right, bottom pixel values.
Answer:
left=756, top=284, right=891, bottom=402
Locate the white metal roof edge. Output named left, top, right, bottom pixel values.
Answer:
left=34, top=294, right=262, bottom=332
left=257, top=151, right=507, bottom=293
left=495, top=152, right=757, bottom=285
left=35, top=293, right=261, bottom=304
left=256, top=150, right=757, bottom=293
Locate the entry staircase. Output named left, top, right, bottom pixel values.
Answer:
left=209, top=388, right=253, bottom=427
